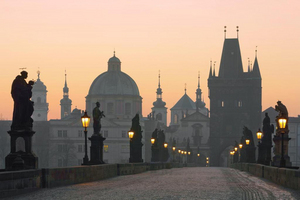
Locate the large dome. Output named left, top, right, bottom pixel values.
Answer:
left=88, top=53, right=140, bottom=96
left=88, top=71, right=140, bottom=96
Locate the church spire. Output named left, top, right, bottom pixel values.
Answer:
left=252, top=46, right=261, bottom=78
left=61, top=71, right=72, bottom=119
left=63, top=70, right=69, bottom=97
left=213, top=61, right=216, bottom=77
left=156, top=70, right=162, bottom=99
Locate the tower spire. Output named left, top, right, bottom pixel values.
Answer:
left=158, top=70, right=161, bottom=88
left=37, top=69, right=40, bottom=80
left=184, top=83, right=187, bottom=94
left=255, top=46, right=258, bottom=58
left=209, top=60, right=213, bottom=78
left=198, top=71, right=200, bottom=89
left=213, top=61, right=216, bottom=77
left=248, top=58, right=250, bottom=72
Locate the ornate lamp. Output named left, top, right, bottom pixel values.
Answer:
left=239, top=144, right=243, bottom=149
left=178, top=149, right=181, bottom=153
left=234, top=147, right=238, bottom=151
left=172, top=146, right=176, bottom=151
left=164, top=142, right=168, bottom=148
left=245, top=139, right=250, bottom=145
left=81, top=111, right=90, bottom=165
left=197, top=153, right=200, bottom=157
left=128, top=131, right=134, bottom=139
left=151, top=138, right=155, bottom=144
left=256, top=129, right=263, bottom=141
left=278, top=117, right=288, bottom=167
left=188, top=151, right=191, bottom=155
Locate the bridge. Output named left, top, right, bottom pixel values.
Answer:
left=1, top=164, right=300, bottom=200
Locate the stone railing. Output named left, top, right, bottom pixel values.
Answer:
left=231, top=163, right=300, bottom=190
left=0, top=162, right=176, bottom=198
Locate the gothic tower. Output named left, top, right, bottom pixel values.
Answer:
left=151, top=72, right=167, bottom=125
left=60, top=72, right=72, bottom=119
left=32, top=70, right=49, bottom=121
left=208, top=30, right=262, bottom=166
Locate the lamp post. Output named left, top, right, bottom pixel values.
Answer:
left=172, top=146, right=176, bottom=162
left=256, top=128, right=264, bottom=164
left=81, top=111, right=90, bottom=165
left=239, top=144, right=243, bottom=162
left=278, top=117, right=287, bottom=167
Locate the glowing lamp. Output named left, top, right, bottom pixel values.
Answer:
left=164, top=142, right=168, bottom=148
left=197, top=153, right=200, bottom=157
left=278, top=117, right=287, bottom=129
left=151, top=138, right=155, bottom=144
left=256, top=129, right=263, bottom=140
left=178, top=150, right=181, bottom=153
left=184, top=151, right=187, bottom=155
left=81, top=111, right=90, bottom=129
left=245, top=139, right=250, bottom=145
left=234, top=147, right=238, bottom=151
left=128, top=131, right=134, bottom=139
left=172, top=146, right=176, bottom=151
left=188, top=152, right=191, bottom=155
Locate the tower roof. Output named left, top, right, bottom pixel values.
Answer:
left=171, top=93, right=196, bottom=110
left=252, top=49, right=261, bottom=78
left=218, top=38, right=243, bottom=78
left=32, top=70, right=47, bottom=91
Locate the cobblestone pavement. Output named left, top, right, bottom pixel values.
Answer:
left=5, top=167, right=300, bottom=200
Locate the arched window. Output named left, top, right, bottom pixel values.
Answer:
left=125, top=103, right=131, bottom=115
left=107, top=103, right=114, bottom=114
left=174, top=114, right=178, bottom=124
left=156, top=113, right=162, bottom=120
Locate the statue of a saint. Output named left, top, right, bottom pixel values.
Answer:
left=11, top=71, right=34, bottom=130
left=93, top=102, right=105, bottom=135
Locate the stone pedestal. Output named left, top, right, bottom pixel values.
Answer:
left=5, top=130, right=38, bottom=170
left=89, top=134, right=106, bottom=164
left=129, top=140, right=143, bottom=163
left=151, top=145, right=159, bottom=162
left=272, top=134, right=291, bottom=167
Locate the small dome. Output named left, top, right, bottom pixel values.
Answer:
left=88, top=71, right=140, bottom=96
left=108, top=56, right=120, bottom=63
left=32, top=78, right=47, bottom=91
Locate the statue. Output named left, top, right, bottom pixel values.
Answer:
left=275, top=101, right=288, bottom=118
left=93, top=102, right=105, bottom=135
left=11, top=71, right=34, bottom=131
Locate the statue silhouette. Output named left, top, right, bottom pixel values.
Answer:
left=11, top=71, right=34, bottom=130
left=93, top=102, right=105, bottom=135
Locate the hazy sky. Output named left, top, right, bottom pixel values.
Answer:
left=1, top=0, right=300, bottom=123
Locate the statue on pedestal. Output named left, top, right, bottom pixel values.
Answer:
left=93, top=102, right=105, bottom=135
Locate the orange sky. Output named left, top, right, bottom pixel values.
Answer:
left=1, top=1, right=300, bottom=123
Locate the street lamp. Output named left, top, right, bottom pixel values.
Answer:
left=197, top=153, right=200, bottom=157
left=256, top=129, right=263, bottom=141
left=172, top=146, right=176, bottom=151
left=81, top=111, right=91, bottom=165
left=278, top=117, right=287, bottom=167
left=245, top=139, right=250, bottom=145
left=188, top=151, right=191, bottom=155
left=128, top=130, right=134, bottom=139
left=178, top=149, right=181, bottom=153
left=151, top=138, right=155, bottom=145
left=234, top=147, right=238, bottom=152
left=239, top=144, right=243, bottom=149
left=164, top=142, right=168, bottom=148
left=239, top=144, right=243, bottom=162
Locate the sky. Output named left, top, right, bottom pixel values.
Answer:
left=1, top=0, right=300, bottom=123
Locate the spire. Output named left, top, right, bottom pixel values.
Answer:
left=198, top=71, right=200, bottom=89
left=63, top=70, right=69, bottom=97
left=213, top=61, right=216, bottom=77
left=196, top=72, right=205, bottom=110
left=158, top=70, right=161, bottom=89
left=236, top=26, right=239, bottom=38
left=209, top=60, right=213, bottom=78
left=247, top=58, right=250, bottom=72
left=184, top=83, right=187, bottom=94
left=252, top=46, right=261, bottom=78
left=113, top=50, right=116, bottom=57
left=224, top=26, right=226, bottom=39
left=37, top=69, right=40, bottom=80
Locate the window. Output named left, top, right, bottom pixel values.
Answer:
left=238, top=101, right=242, bottom=107
left=104, top=145, right=108, bottom=153
left=63, top=130, right=67, bottom=137
left=104, top=130, right=108, bottom=138
left=156, top=113, right=162, bottom=120
left=107, top=103, right=114, bottom=114
left=58, top=130, right=62, bottom=137
left=78, top=130, right=83, bottom=137
left=174, top=114, right=178, bottom=124
left=78, top=144, right=83, bottom=152
left=125, top=103, right=131, bottom=115
left=221, top=101, right=225, bottom=107
left=122, top=130, right=127, bottom=138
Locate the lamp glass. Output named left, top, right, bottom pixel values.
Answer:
left=278, top=118, right=287, bottom=129
left=128, top=131, right=134, bottom=139
left=178, top=150, right=181, bottom=153
left=151, top=138, right=155, bottom=144
left=188, top=152, right=191, bottom=155
left=234, top=147, right=238, bottom=151
left=257, top=130, right=263, bottom=140
left=239, top=144, right=243, bottom=149
left=172, top=146, right=176, bottom=151
left=197, top=153, right=200, bottom=157
left=246, top=139, right=250, bottom=145
left=164, top=143, right=168, bottom=148
left=81, top=111, right=90, bottom=128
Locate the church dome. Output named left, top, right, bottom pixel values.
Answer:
left=32, top=72, right=47, bottom=91
left=88, top=53, right=140, bottom=96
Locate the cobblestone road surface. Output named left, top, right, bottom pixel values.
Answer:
left=5, top=167, right=300, bottom=200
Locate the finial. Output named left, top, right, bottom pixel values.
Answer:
left=64, top=70, right=67, bottom=86
left=185, top=83, right=187, bottom=94
left=158, top=70, right=161, bottom=88
left=37, top=69, right=40, bottom=79
left=251, top=61, right=253, bottom=71
left=213, top=61, right=216, bottom=77
left=247, top=58, right=250, bottom=72
left=224, top=26, right=227, bottom=39
left=255, top=46, right=258, bottom=57
left=236, top=26, right=239, bottom=38
left=113, top=50, right=116, bottom=57
left=198, top=71, right=200, bottom=89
